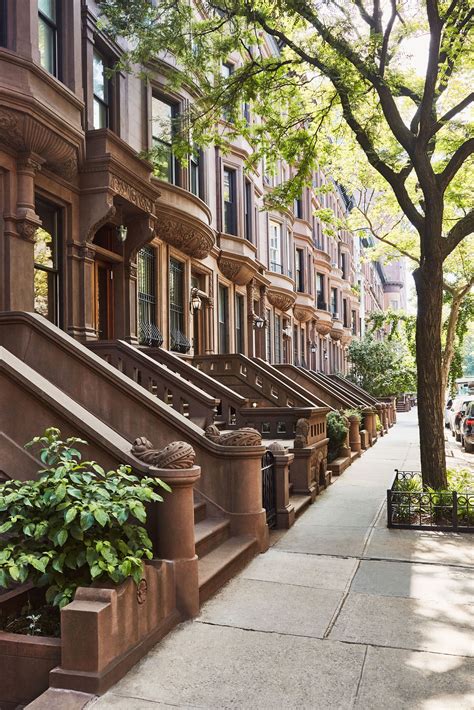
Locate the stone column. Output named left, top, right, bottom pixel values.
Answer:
left=348, top=415, right=362, bottom=453
left=375, top=403, right=385, bottom=436
left=147, top=465, right=201, bottom=619
left=268, top=442, right=295, bottom=529
left=362, top=407, right=377, bottom=445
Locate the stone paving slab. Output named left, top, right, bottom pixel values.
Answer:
left=365, top=528, right=474, bottom=566
left=240, top=548, right=358, bottom=590
left=91, top=623, right=366, bottom=709
left=197, top=577, right=343, bottom=637
left=296, top=500, right=382, bottom=528
left=275, top=524, right=369, bottom=557
left=330, top=592, right=474, bottom=656
left=355, top=645, right=474, bottom=710
left=351, top=559, right=474, bottom=605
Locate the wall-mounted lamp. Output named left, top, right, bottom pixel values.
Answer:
left=190, top=287, right=202, bottom=314
left=283, top=326, right=292, bottom=338
left=116, top=224, right=128, bottom=243
left=310, top=341, right=317, bottom=353
left=253, top=315, right=266, bottom=329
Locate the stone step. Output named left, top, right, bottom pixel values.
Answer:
left=198, top=536, right=259, bottom=605
left=193, top=500, right=207, bottom=524
left=195, top=517, right=230, bottom=558
left=289, top=493, right=312, bottom=519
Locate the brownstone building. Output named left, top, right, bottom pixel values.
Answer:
left=0, top=0, right=365, bottom=373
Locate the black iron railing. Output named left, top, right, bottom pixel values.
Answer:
left=261, top=450, right=276, bottom=528
left=387, top=470, right=474, bottom=532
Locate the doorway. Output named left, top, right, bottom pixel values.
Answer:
left=95, top=260, right=114, bottom=340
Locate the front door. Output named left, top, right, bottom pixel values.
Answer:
left=96, top=261, right=114, bottom=340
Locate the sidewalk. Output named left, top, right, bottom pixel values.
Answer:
left=92, top=411, right=474, bottom=710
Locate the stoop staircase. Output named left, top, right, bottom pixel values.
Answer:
left=193, top=495, right=258, bottom=604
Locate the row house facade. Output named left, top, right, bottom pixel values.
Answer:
left=0, top=0, right=364, bottom=375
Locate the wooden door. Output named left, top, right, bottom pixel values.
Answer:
left=95, top=261, right=114, bottom=340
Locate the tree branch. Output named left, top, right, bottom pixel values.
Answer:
left=437, top=137, right=474, bottom=191
left=431, top=92, right=474, bottom=135
left=444, top=208, right=474, bottom=257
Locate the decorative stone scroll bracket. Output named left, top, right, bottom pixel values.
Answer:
left=293, top=418, right=310, bottom=449
left=204, top=425, right=262, bottom=447
left=131, top=437, right=196, bottom=469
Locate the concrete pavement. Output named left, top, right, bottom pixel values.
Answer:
left=91, top=411, right=474, bottom=709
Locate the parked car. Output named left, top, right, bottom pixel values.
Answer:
left=461, top=401, right=474, bottom=453
left=449, top=395, right=474, bottom=442
left=445, top=398, right=453, bottom=427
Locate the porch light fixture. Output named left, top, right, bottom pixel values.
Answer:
left=190, top=287, right=202, bottom=314
left=310, top=341, right=317, bottom=353
left=253, top=315, right=265, bottom=329
left=117, top=224, right=128, bottom=243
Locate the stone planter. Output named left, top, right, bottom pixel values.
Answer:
left=0, top=585, right=61, bottom=709
left=0, top=562, right=180, bottom=705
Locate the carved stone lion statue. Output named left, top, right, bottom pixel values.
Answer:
left=131, top=437, right=196, bottom=469
left=204, top=425, right=262, bottom=447
left=293, top=418, right=310, bottom=449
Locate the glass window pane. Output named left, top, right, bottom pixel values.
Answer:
left=38, top=0, right=56, bottom=21
left=93, top=51, right=107, bottom=101
left=34, top=228, right=54, bottom=268
left=93, top=98, right=107, bottom=129
left=152, top=97, right=173, bottom=142
left=38, top=18, right=55, bottom=74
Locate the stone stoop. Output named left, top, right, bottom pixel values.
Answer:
left=193, top=500, right=259, bottom=605
left=288, top=482, right=313, bottom=519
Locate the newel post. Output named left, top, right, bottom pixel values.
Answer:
left=132, top=438, right=200, bottom=619
left=268, top=441, right=295, bottom=529
left=362, top=407, right=376, bottom=445
left=348, top=415, right=362, bottom=453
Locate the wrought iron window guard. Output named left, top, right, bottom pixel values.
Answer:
left=261, top=450, right=276, bottom=528
left=170, top=328, right=191, bottom=354
left=139, top=322, right=163, bottom=347
left=387, top=470, right=474, bottom=532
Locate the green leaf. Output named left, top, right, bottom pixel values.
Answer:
left=56, top=529, right=68, bottom=546
left=93, top=509, right=109, bottom=527
left=9, top=564, right=20, bottom=581
left=80, top=511, right=95, bottom=531
left=64, top=507, right=77, bottom=524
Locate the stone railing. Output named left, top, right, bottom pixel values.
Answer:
left=144, top=345, right=248, bottom=427
left=89, top=340, right=219, bottom=429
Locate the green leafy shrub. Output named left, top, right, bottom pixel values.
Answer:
left=0, top=428, right=170, bottom=609
left=343, top=408, right=362, bottom=424
left=326, top=411, right=349, bottom=462
left=375, top=414, right=383, bottom=432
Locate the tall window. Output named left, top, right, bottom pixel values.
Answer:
left=93, top=50, right=109, bottom=129
left=189, top=145, right=202, bottom=198
left=34, top=198, right=61, bottom=325
left=274, top=314, right=282, bottom=364
left=152, top=96, right=179, bottom=184
left=169, top=258, right=189, bottom=353
left=316, top=273, right=325, bottom=309
left=38, top=0, right=59, bottom=77
left=138, top=246, right=162, bottom=346
left=341, top=252, right=348, bottom=280
left=296, top=249, right=304, bottom=292
left=244, top=179, right=252, bottom=241
left=223, top=168, right=237, bottom=235
left=218, top=284, right=229, bottom=354
left=343, top=298, right=349, bottom=327
left=294, top=197, right=303, bottom=220
left=269, top=221, right=282, bottom=273
left=221, top=63, right=234, bottom=121
left=330, top=287, right=338, bottom=318
left=265, top=308, right=272, bottom=362
left=351, top=309, right=357, bottom=335
left=0, top=1, right=7, bottom=47
left=293, top=325, right=298, bottom=364
left=300, top=329, right=306, bottom=367
left=235, top=294, right=244, bottom=353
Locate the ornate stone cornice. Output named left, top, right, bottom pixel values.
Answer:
left=293, top=305, right=314, bottom=323
left=218, top=252, right=258, bottom=285
left=0, top=107, right=79, bottom=182
left=156, top=210, right=215, bottom=260
left=266, top=287, right=296, bottom=313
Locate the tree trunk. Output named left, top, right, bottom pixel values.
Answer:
left=441, top=294, right=462, bottom=396
left=413, top=259, right=447, bottom=490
